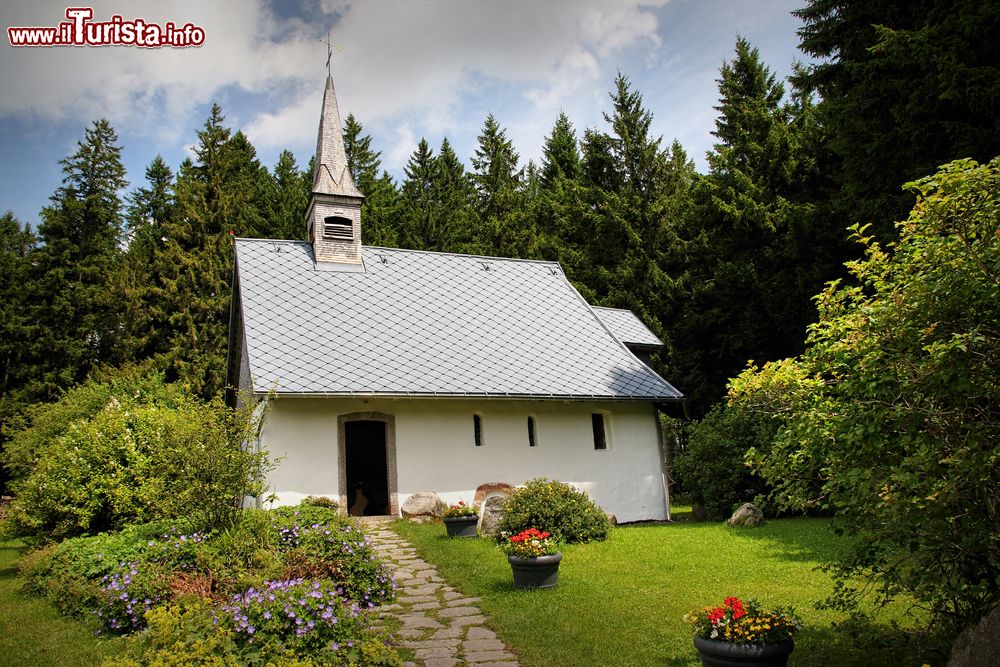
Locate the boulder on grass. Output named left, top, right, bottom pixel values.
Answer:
left=727, top=503, right=764, bottom=527
left=478, top=495, right=509, bottom=538
left=948, top=606, right=1000, bottom=667
left=401, top=491, right=445, bottom=522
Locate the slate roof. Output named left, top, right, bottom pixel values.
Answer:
left=592, top=306, right=664, bottom=348
left=233, top=239, right=682, bottom=401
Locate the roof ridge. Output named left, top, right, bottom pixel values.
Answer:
left=363, top=245, right=562, bottom=266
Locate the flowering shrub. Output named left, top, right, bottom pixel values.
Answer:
left=685, top=596, right=799, bottom=644
left=95, top=561, right=172, bottom=633
left=216, top=578, right=371, bottom=661
left=442, top=501, right=478, bottom=518
left=501, top=528, right=559, bottom=558
left=271, top=508, right=395, bottom=607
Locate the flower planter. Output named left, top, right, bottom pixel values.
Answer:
left=693, top=636, right=794, bottom=667
left=443, top=515, right=479, bottom=538
left=508, top=552, right=562, bottom=589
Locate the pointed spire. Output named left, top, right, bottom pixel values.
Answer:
left=313, top=75, right=363, bottom=199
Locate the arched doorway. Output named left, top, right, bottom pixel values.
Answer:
left=338, top=412, right=398, bottom=516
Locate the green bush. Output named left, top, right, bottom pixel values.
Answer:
left=673, top=403, right=778, bottom=520
left=19, top=521, right=187, bottom=617
left=1, top=370, right=272, bottom=540
left=105, top=597, right=400, bottom=667
left=497, top=478, right=612, bottom=543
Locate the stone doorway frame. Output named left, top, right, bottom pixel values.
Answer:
left=338, top=411, right=399, bottom=517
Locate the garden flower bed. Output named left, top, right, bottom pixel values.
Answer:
left=17, top=503, right=401, bottom=665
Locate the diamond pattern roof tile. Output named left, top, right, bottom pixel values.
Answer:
left=235, top=240, right=682, bottom=401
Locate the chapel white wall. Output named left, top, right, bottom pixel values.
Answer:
left=258, top=396, right=668, bottom=522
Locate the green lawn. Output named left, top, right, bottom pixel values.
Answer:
left=0, top=540, right=125, bottom=667
left=392, top=515, right=938, bottom=667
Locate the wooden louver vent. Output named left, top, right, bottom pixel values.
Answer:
left=323, top=215, right=353, bottom=241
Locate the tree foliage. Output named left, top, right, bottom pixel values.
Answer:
left=794, top=0, right=1000, bottom=237
left=730, top=158, right=1000, bottom=630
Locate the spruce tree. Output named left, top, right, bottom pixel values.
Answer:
left=150, top=106, right=254, bottom=398
left=434, top=138, right=476, bottom=253
left=672, top=37, right=836, bottom=413
left=541, top=112, right=581, bottom=187
left=471, top=114, right=532, bottom=256
left=25, top=119, right=127, bottom=400
left=399, top=139, right=437, bottom=250
left=270, top=149, right=309, bottom=240
left=342, top=113, right=399, bottom=247
left=112, top=156, right=176, bottom=365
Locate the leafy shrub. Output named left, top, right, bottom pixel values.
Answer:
left=1, top=371, right=272, bottom=540
left=19, top=521, right=186, bottom=616
left=673, top=403, right=778, bottom=520
left=730, top=158, right=1000, bottom=633
left=497, top=478, right=612, bottom=543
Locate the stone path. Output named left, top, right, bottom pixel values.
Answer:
left=363, top=520, right=520, bottom=667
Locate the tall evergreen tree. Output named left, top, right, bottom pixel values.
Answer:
left=604, top=72, right=664, bottom=200
left=112, top=156, right=177, bottom=365
left=399, top=139, right=438, bottom=250
left=149, top=105, right=265, bottom=398
left=125, top=155, right=174, bottom=263
left=471, top=114, right=522, bottom=223
left=540, top=112, right=581, bottom=187
left=671, top=37, right=835, bottom=412
left=471, top=114, right=532, bottom=256
left=25, top=119, right=127, bottom=399
left=343, top=113, right=399, bottom=247
left=270, top=149, right=309, bottom=240
left=434, top=138, right=477, bottom=253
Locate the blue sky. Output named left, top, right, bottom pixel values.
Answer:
left=0, top=0, right=812, bottom=230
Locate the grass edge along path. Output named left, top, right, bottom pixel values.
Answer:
left=390, top=515, right=938, bottom=667
left=0, top=539, right=125, bottom=667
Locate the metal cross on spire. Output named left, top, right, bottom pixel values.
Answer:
left=320, top=32, right=332, bottom=75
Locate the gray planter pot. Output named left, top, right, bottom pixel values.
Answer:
left=508, top=552, right=562, bottom=589
left=693, top=636, right=794, bottom=667
left=443, top=515, right=479, bottom=537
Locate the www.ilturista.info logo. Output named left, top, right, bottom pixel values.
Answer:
left=7, top=7, right=205, bottom=48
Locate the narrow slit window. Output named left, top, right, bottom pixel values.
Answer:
left=592, top=413, right=607, bottom=450
left=473, top=414, right=483, bottom=447
left=527, top=416, right=537, bottom=447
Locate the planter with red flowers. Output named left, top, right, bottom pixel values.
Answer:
left=501, top=528, right=561, bottom=589
left=684, top=596, right=800, bottom=667
left=441, top=501, right=479, bottom=538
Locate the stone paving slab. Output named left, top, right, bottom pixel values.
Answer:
left=363, top=520, right=521, bottom=667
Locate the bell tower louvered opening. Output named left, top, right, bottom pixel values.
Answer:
left=324, top=215, right=354, bottom=241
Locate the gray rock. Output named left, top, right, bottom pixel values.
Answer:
left=727, top=502, right=764, bottom=527
left=401, top=491, right=445, bottom=520
left=478, top=495, right=508, bottom=537
left=691, top=502, right=708, bottom=522
left=949, top=606, right=1000, bottom=667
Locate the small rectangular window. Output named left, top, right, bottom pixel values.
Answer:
left=592, top=413, right=607, bottom=450
left=528, top=416, right=537, bottom=447
left=473, top=414, right=482, bottom=447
